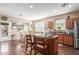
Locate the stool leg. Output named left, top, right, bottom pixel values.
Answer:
left=30, top=45, right=32, bottom=55
left=35, top=49, right=36, bottom=55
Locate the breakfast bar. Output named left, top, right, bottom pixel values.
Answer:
left=21, top=34, right=58, bottom=55
left=33, top=35, right=58, bottom=55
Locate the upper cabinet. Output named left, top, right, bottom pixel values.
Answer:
left=66, top=17, right=74, bottom=29
left=47, top=21, right=54, bottom=29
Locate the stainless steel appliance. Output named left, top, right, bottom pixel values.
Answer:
left=74, top=20, right=79, bottom=48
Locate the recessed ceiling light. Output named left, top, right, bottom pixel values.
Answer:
left=30, top=5, right=33, bottom=8
left=68, top=4, right=72, bottom=8
left=54, top=10, right=57, bottom=12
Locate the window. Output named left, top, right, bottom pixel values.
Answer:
left=35, top=22, right=45, bottom=32
left=55, top=19, right=66, bottom=30
left=24, top=23, right=29, bottom=33
left=29, top=24, right=32, bottom=31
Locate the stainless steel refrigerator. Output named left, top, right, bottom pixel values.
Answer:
left=74, top=20, right=79, bottom=48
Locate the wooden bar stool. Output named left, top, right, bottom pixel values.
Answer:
left=25, top=35, right=34, bottom=55
left=20, top=34, right=26, bottom=53
left=33, top=36, right=49, bottom=55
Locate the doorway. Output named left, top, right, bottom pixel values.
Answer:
left=0, top=21, right=11, bottom=42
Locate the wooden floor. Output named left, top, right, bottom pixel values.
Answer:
left=0, top=40, right=25, bottom=55
left=0, top=40, right=79, bottom=55
left=58, top=45, right=79, bottom=55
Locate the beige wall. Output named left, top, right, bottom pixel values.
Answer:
left=32, top=11, right=79, bottom=32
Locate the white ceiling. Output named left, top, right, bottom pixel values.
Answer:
left=0, top=3, right=79, bottom=21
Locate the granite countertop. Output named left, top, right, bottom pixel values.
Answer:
left=35, top=35, right=58, bottom=39
left=54, top=31, right=74, bottom=35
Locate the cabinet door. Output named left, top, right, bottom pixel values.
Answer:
left=58, top=34, right=64, bottom=43
left=46, top=38, right=58, bottom=55
left=66, top=19, right=74, bottom=29
left=64, top=35, right=73, bottom=46
left=48, top=21, right=54, bottom=29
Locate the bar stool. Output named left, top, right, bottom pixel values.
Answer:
left=33, top=36, right=49, bottom=55
left=20, top=34, right=26, bottom=53
left=25, top=35, right=34, bottom=55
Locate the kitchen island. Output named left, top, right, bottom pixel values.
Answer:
left=33, top=35, right=58, bottom=55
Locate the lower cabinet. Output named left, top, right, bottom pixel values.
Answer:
left=58, top=34, right=64, bottom=44
left=64, top=35, right=74, bottom=46
left=58, top=34, right=74, bottom=46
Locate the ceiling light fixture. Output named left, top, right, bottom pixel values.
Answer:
left=68, top=4, right=72, bottom=8
left=54, top=10, right=57, bottom=12
left=30, top=5, right=33, bottom=8
left=61, top=3, right=72, bottom=8
left=61, top=3, right=68, bottom=8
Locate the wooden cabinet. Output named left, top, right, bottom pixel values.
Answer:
left=57, top=34, right=74, bottom=46
left=64, top=35, right=74, bottom=46
left=66, top=19, right=74, bottom=29
left=46, top=37, right=58, bottom=55
left=58, top=34, right=64, bottom=44
left=48, top=21, right=54, bottom=29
